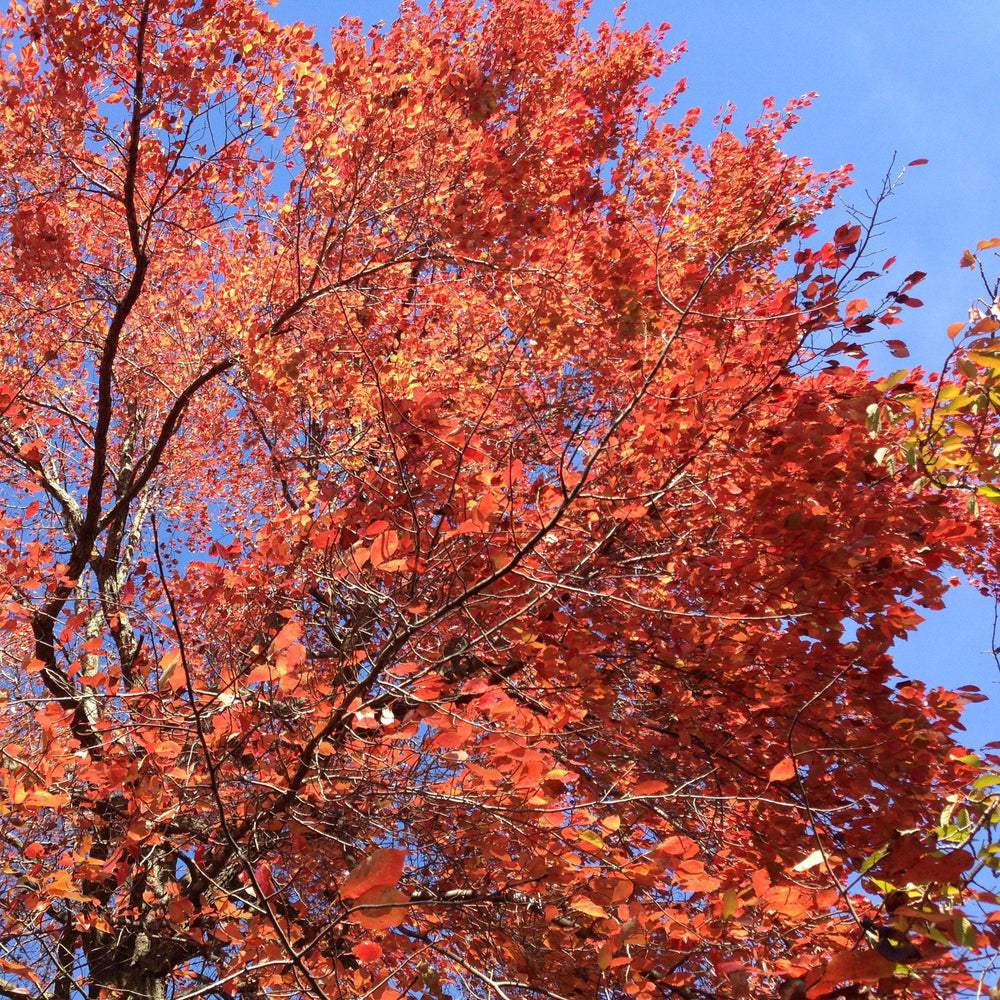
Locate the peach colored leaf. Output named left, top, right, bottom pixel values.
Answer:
left=570, top=896, right=609, bottom=919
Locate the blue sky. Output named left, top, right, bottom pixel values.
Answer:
left=276, top=0, right=1000, bottom=748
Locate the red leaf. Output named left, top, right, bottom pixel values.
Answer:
left=834, top=223, right=861, bottom=246
left=254, top=862, right=274, bottom=898
left=18, top=439, right=44, bottom=463
left=903, top=849, right=974, bottom=885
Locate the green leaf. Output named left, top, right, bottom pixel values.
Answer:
left=923, top=925, right=950, bottom=945
left=865, top=877, right=896, bottom=894
left=860, top=848, right=889, bottom=875
left=954, top=915, right=978, bottom=948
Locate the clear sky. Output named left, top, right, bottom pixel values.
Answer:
left=276, top=0, right=1000, bottom=748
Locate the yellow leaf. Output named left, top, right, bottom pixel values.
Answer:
left=875, top=368, right=909, bottom=391
left=578, top=830, right=605, bottom=850
left=967, top=350, right=1000, bottom=371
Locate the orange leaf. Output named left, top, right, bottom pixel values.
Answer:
left=656, top=835, right=699, bottom=858
left=810, top=949, right=895, bottom=993
left=23, top=790, right=68, bottom=809
left=609, top=876, right=633, bottom=903
left=268, top=621, right=302, bottom=654
left=246, top=664, right=272, bottom=684
left=370, top=529, right=399, bottom=568
left=352, top=886, right=409, bottom=929
left=769, top=758, right=796, bottom=782
left=341, top=848, right=406, bottom=900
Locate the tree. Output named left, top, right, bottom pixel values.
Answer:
left=0, top=0, right=997, bottom=998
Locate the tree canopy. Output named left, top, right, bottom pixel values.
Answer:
left=1, top=1, right=1000, bottom=998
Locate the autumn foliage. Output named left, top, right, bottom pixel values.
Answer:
left=1, top=0, right=1000, bottom=998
